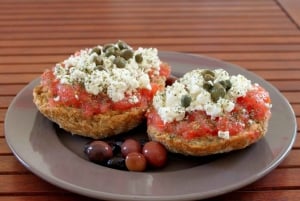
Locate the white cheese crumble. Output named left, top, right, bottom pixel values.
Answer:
left=218, top=130, right=230, bottom=139
left=153, top=69, right=253, bottom=123
left=53, top=43, right=161, bottom=102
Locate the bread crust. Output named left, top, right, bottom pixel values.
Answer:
left=33, top=84, right=150, bottom=139
left=147, top=119, right=269, bottom=156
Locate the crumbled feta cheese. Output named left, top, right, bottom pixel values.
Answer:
left=218, top=130, right=230, bottom=139
left=52, top=43, right=162, bottom=102
left=153, top=69, right=254, bottom=123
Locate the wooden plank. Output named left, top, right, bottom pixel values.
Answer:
left=2, top=37, right=300, bottom=48
left=0, top=74, right=39, bottom=84
left=0, top=155, right=28, bottom=173
left=233, top=61, right=300, bottom=70
left=215, top=190, right=300, bottom=201
left=278, top=0, right=300, bottom=28
left=0, top=138, right=12, bottom=154
left=3, top=44, right=300, bottom=57
left=0, top=30, right=299, bottom=40
left=0, top=96, right=14, bottom=109
left=0, top=174, right=64, bottom=193
left=1, top=23, right=296, bottom=34
left=1, top=190, right=300, bottom=201
left=0, top=85, right=27, bottom=96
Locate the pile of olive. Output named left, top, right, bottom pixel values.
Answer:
left=201, top=70, right=232, bottom=102
left=90, top=40, right=144, bottom=69
left=84, top=138, right=168, bottom=172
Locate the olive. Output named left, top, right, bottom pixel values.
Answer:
left=113, top=56, right=126, bottom=68
left=117, top=40, right=129, bottom=50
left=107, top=140, right=122, bottom=155
left=219, top=80, right=232, bottom=91
left=106, top=157, right=127, bottom=170
left=135, top=53, right=143, bottom=63
left=120, top=49, right=134, bottom=60
left=85, top=141, right=113, bottom=164
left=121, top=138, right=142, bottom=157
left=94, top=56, right=103, bottom=65
left=202, top=70, right=215, bottom=81
left=181, top=94, right=192, bottom=108
left=90, top=46, right=102, bottom=55
left=125, top=152, right=147, bottom=172
left=210, top=83, right=226, bottom=102
left=142, top=141, right=167, bottom=168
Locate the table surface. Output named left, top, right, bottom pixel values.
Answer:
left=1, top=0, right=299, bottom=200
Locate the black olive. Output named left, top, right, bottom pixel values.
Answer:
left=106, top=157, right=127, bottom=170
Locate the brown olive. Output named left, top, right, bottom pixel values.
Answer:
left=121, top=138, right=142, bottom=157
left=103, top=43, right=115, bottom=52
left=203, top=82, right=213, bottom=91
left=142, top=141, right=167, bottom=168
left=94, top=56, right=103, bottom=65
left=91, top=46, right=102, bottom=55
left=125, top=152, right=147, bottom=172
left=85, top=141, right=113, bottom=164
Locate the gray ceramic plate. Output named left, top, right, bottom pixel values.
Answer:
left=5, top=52, right=297, bottom=201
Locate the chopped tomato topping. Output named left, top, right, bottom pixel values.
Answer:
left=147, top=85, right=271, bottom=139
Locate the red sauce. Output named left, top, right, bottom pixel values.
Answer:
left=41, top=64, right=170, bottom=117
left=147, top=85, right=271, bottom=139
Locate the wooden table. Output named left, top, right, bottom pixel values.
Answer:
left=1, top=0, right=299, bottom=200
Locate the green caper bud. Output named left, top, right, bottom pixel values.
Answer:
left=210, top=83, right=226, bottom=102
left=96, top=65, right=105, bottom=70
left=203, top=82, right=213, bottom=92
left=135, top=54, right=143, bottom=63
left=202, top=70, right=215, bottom=81
left=120, top=49, right=134, bottom=60
left=181, top=95, right=192, bottom=108
left=117, top=40, right=129, bottom=50
left=94, top=56, right=103, bottom=65
left=90, top=46, right=102, bottom=55
left=114, top=56, right=126, bottom=68
left=105, top=46, right=117, bottom=57
left=219, top=80, right=232, bottom=91
left=103, top=43, right=115, bottom=52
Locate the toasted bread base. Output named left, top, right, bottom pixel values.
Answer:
left=33, top=85, right=148, bottom=139
left=147, top=120, right=268, bottom=156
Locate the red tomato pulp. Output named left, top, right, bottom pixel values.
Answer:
left=147, top=85, right=271, bottom=139
left=41, top=64, right=170, bottom=117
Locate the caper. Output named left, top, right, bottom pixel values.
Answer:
left=219, top=80, right=232, bottom=91
left=210, top=83, right=226, bottom=102
left=94, top=56, right=103, bottom=65
left=117, top=40, right=129, bottom=50
left=202, top=70, right=215, bottom=81
left=203, top=82, right=213, bottom=91
left=120, top=49, right=134, bottom=60
left=135, top=54, right=143, bottom=63
left=114, top=56, right=126, bottom=68
left=181, top=95, right=192, bottom=108
left=105, top=46, right=117, bottom=57
left=91, top=46, right=102, bottom=55
left=103, top=43, right=115, bottom=52
left=96, top=65, right=105, bottom=70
